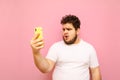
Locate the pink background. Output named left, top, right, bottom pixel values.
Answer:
left=0, top=0, right=120, bottom=80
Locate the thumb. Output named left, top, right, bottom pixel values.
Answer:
left=32, top=33, right=40, bottom=40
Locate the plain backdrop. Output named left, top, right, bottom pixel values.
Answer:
left=0, top=0, right=120, bottom=80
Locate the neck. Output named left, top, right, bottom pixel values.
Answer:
left=74, top=37, right=80, bottom=44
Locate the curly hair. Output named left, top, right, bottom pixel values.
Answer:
left=61, top=14, right=81, bottom=30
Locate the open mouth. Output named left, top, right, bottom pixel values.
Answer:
left=64, top=35, right=69, bottom=39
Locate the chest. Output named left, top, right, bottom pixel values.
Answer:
left=56, top=46, right=90, bottom=65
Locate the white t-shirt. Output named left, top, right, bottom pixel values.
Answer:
left=46, top=39, right=99, bottom=80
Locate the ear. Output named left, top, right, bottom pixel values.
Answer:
left=76, top=28, right=80, bottom=35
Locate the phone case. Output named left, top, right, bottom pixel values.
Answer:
left=34, top=27, right=43, bottom=39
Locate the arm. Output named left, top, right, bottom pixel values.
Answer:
left=33, top=52, right=55, bottom=73
left=30, top=34, right=55, bottom=73
left=90, top=66, right=102, bottom=80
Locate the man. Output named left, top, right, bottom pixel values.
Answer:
left=30, top=14, right=102, bottom=80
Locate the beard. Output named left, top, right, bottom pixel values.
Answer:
left=63, top=34, right=77, bottom=45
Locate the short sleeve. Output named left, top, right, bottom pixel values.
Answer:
left=46, top=44, right=58, bottom=62
left=89, top=46, right=99, bottom=68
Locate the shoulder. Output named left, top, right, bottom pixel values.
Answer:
left=81, top=39, right=96, bottom=51
left=50, top=41, right=65, bottom=49
left=52, top=40, right=64, bottom=46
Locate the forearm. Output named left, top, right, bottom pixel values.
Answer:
left=30, top=33, right=50, bottom=73
left=33, top=52, right=50, bottom=73
left=92, top=72, right=102, bottom=80
left=91, top=67, right=102, bottom=80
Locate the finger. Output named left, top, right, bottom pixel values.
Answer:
left=33, top=42, right=44, bottom=50
left=35, top=41, right=44, bottom=47
left=36, top=45, right=44, bottom=50
left=32, top=33, right=40, bottom=40
left=32, top=38, right=44, bottom=44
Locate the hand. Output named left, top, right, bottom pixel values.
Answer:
left=30, top=33, right=44, bottom=53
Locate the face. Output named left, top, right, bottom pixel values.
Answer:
left=62, top=23, right=79, bottom=45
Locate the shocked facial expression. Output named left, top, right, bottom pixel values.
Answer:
left=62, top=23, right=79, bottom=45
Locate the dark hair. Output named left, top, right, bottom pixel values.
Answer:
left=61, top=14, right=81, bottom=30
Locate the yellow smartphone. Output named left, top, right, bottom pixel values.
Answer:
left=34, top=27, right=43, bottom=39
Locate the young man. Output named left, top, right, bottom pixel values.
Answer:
left=30, top=15, right=102, bottom=80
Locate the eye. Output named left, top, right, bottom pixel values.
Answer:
left=62, top=28, right=65, bottom=31
left=67, top=28, right=72, bottom=31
